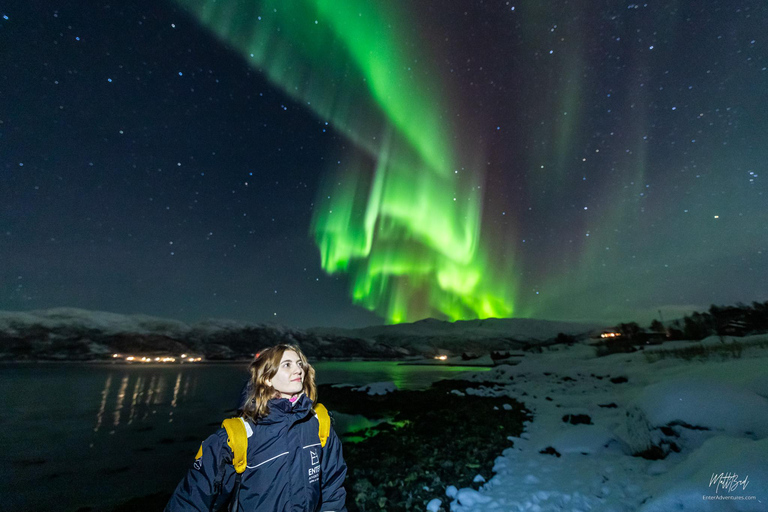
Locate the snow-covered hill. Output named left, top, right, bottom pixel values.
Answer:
left=0, top=308, right=603, bottom=361
left=0, top=308, right=397, bottom=360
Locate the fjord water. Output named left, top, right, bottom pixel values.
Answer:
left=1, top=361, right=487, bottom=511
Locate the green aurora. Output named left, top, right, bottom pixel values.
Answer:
left=173, top=0, right=516, bottom=323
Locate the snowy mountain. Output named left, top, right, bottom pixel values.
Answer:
left=0, top=308, right=396, bottom=360
left=0, top=308, right=603, bottom=361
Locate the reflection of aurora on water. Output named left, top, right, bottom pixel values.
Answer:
left=172, top=0, right=516, bottom=323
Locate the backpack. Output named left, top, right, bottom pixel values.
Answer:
left=207, top=404, right=332, bottom=512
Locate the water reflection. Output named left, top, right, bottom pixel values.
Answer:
left=91, top=368, right=205, bottom=434
left=93, top=374, right=112, bottom=433
left=88, top=362, right=487, bottom=435
left=170, top=372, right=182, bottom=423
left=143, top=374, right=157, bottom=420
left=332, top=412, right=389, bottom=441
left=128, top=376, right=143, bottom=425
left=113, top=375, right=129, bottom=427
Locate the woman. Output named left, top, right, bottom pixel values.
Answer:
left=165, top=344, right=348, bottom=512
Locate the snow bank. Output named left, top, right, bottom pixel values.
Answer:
left=439, top=336, right=768, bottom=511
left=352, top=381, right=398, bottom=396
left=640, top=436, right=768, bottom=512
left=633, top=378, right=768, bottom=437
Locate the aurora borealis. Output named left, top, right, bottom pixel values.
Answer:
left=171, top=0, right=514, bottom=322
left=1, top=0, right=766, bottom=327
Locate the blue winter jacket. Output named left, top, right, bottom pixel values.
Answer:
left=165, top=394, right=347, bottom=512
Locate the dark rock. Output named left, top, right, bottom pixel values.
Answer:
left=562, top=414, right=592, bottom=425
left=633, top=445, right=667, bottom=460
left=610, top=376, right=628, bottom=384
left=659, top=426, right=677, bottom=437
left=667, top=420, right=710, bottom=431
left=539, top=446, right=561, bottom=457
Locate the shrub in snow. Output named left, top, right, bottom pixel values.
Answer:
left=624, top=404, right=658, bottom=455
left=445, top=485, right=458, bottom=498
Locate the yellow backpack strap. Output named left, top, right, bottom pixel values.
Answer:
left=221, top=418, right=248, bottom=474
left=315, top=403, right=331, bottom=448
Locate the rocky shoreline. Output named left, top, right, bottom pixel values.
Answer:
left=105, top=379, right=530, bottom=512
left=323, top=381, right=530, bottom=511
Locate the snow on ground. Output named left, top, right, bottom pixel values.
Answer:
left=353, top=381, right=398, bottom=395
left=436, top=336, right=768, bottom=511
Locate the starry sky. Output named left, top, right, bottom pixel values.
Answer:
left=1, top=0, right=766, bottom=329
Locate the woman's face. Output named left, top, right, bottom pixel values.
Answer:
left=267, top=350, right=305, bottom=399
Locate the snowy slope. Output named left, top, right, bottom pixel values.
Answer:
left=0, top=307, right=192, bottom=337
left=0, top=308, right=400, bottom=360
left=434, top=336, right=768, bottom=511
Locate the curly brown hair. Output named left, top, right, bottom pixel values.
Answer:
left=241, top=344, right=317, bottom=421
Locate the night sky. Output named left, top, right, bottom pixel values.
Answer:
left=2, top=0, right=766, bottom=329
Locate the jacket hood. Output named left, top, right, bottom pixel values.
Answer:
left=257, top=393, right=314, bottom=425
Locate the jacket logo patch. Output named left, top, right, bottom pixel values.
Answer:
left=308, top=449, right=321, bottom=484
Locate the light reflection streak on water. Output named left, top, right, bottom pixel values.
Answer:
left=143, top=375, right=158, bottom=420
left=153, top=375, right=167, bottom=405
left=169, top=372, right=182, bottom=423
left=145, top=375, right=157, bottom=406
left=128, top=376, right=144, bottom=425
left=113, top=375, right=129, bottom=427
left=93, top=374, right=113, bottom=433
